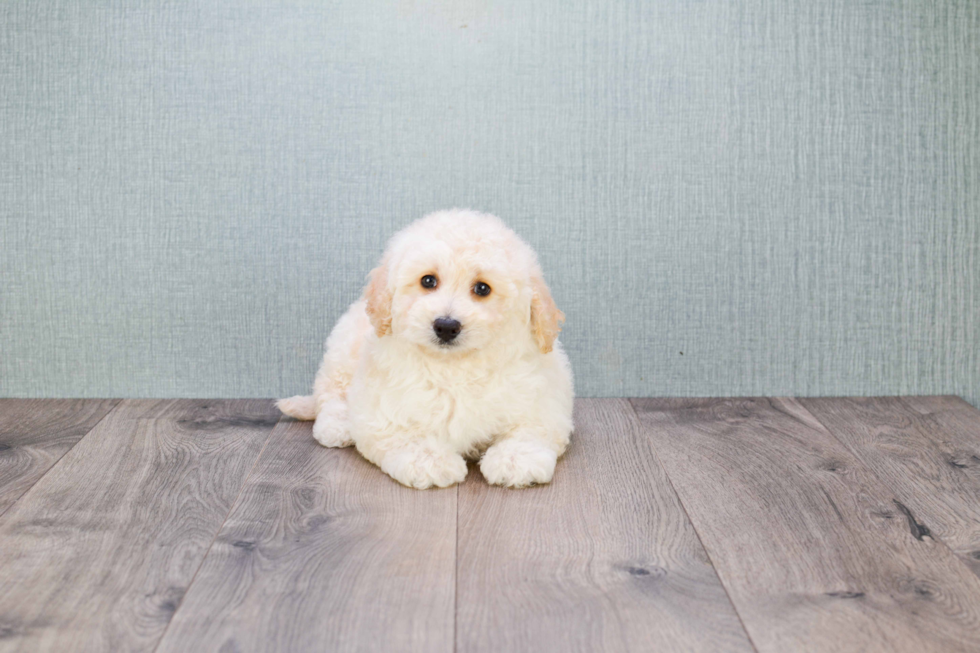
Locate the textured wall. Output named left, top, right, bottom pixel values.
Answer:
left=1, top=1, right=978, bottom=404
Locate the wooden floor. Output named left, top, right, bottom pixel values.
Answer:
left=1, top=398, right=979, bottom=652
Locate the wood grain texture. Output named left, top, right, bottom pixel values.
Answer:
left=456, top=399, right=755, bottom=653
left=0, top=399, right=278, bottom=653
left=631, top=397, right=980, bottom=653
left=801, top=396, right=980, bottom=579
left=155, top=419, right=457, bottom=653
left=0, top=399, right=119, bottom=516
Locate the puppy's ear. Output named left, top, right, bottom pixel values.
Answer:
left=364, top=260, right=393, bottom=337
left=529, top=274, right=564, bottom=354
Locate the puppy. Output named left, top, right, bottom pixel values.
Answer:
left=278, top=209, right=574, bottom=489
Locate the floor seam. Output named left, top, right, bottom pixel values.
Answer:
left=796, top=396, right=980, bottom=585
left=151, top=405, right=283, bottom=653
left=625, top=398, right=762, bottom=653
left=0, top=398, right=124, bottom=522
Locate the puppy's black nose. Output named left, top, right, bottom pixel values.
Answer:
left=433, top=317, right=462, bottom=343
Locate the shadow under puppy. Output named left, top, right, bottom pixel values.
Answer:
left=278, top=209, right=574, bottom=489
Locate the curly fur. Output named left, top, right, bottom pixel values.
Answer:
left=278, top=209, right=574, bottom=489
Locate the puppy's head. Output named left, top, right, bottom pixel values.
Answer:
left=363, top=209, right=563, bottom=355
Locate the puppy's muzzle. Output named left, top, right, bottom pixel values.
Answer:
left=433, top=317, right=462, bottom=344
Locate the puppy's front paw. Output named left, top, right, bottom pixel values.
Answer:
left=480, top=439, right=558, bottom=488
left=381, top=444, right=468, bottom=490
left=312, top=399, right=353, bottom=448
left=313, top=418, right=353, bottom=448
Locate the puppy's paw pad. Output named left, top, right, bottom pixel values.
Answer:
left=480, top=440, right=557, bottom=488
left=312, top=417, right=353, bottom=448
left=382, top=447, right=468, bottom=489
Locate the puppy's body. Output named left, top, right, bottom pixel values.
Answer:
left=279, top=210, right=574, bottom=489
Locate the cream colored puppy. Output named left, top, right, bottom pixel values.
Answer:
left=278, top=209, right=574, bottom=489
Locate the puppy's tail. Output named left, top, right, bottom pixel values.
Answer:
left=276, top=395, right=317, bottom=420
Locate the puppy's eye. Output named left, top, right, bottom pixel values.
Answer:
left=421, top=275, right=438, bottom=289
left=473, top=281, right=491, bottom=297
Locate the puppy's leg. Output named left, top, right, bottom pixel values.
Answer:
left=360, top=438, right=467, bottom=490
left=312, top=395, right=353, bottom=448
left=307, top=300, right=371, bottom=448
left=480, top=427, right=566, bottom=488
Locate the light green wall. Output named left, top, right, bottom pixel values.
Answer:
left=2, top=1, right=978, bottom=405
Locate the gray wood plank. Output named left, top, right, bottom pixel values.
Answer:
left=801, top=396, right=980, bottom=579
left=631, top=397, right=980, bottom=653
left=0, top=399, right=278, bottom=653
left=456, top=398, right=756, bottom=653
left=155, top=418, right=457, bottom=653
left=0, top=399, right=120, bottom=516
